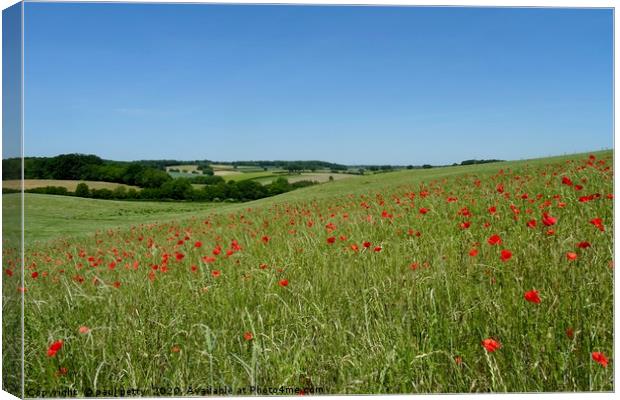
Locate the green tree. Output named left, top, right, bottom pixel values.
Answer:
left=74, top=182, right=90, bottom=197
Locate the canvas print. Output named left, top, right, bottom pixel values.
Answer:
left=1, top=2, right=614, bottom=397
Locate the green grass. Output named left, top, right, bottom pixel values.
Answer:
left=3, top=195, right=230, bottom=244
left=2, top=150, right=613, bottom=395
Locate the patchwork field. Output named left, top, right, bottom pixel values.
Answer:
left=2, top=151, right=613, bottom=395
left=3, top=179, right=139, bottom=191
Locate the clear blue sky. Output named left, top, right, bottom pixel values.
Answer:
left=23, top=4, right=613, bottom=165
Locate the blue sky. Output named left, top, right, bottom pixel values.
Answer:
left=22, top=4, right=613, bottom=165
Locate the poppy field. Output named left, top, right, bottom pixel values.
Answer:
left=3, top=151, right=614, bottom=395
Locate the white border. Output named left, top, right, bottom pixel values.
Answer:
left=0, top=1, right=615, bottom=400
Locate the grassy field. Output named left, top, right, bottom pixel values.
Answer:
left=3, top=179, right=139, bottom=191
left=2, top=195, right=231, bottom=244
left=2, top=151, right=613, bottom=395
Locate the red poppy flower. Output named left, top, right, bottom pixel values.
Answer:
left=31, top=271, right=38, bottom=279
left=565, top=327, right=574, bottom=339
left=526, top=219, right=537, bottom=228
left=500, top=249, right=512, bottom=262
left=363, top=241, right=372, bottom=248
left=561, top=176, right=573, bottom=186
left=419, top=208, right=429, bottom=215
left=79, top=326, right=90, bottom=334
left=194, top=241, right=202, bottom=248
left=524, top=289, right=541, bottom=304
left=481, top=338, right=501, bottom=352
left=460, top=221, right=471, bottom=229
left=261, top=236, right=270, bottom=244
left=566, top=252, right=578, bottom=261
left=243, top=331, right=254, bottom=341
left=469, top=249, right=479, bottom=257
left=590, top=218, right=605, bottom=231
left=592, top=352, right=609, bottom=368
left=488, top=206, right=497, bottom=215
left=326, top=237, right=336, bottom=244
left=373, top=246, right=382, bottom=252
left=350, top=244, right=359, bottom=252
left=542, top=212, right=557, bottom=226
left=278, top=279, right=289, bottom=287
left=211, top=270, right=221, bottom=278
left=576, top=241, right=591, bottom=249
left=47, top=340, right=64, bottom=357
left=488, top=234, right=502, bottom=245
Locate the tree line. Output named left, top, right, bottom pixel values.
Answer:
left=12, top=177, right=317, bottom=202
left=3, top=154, right=173, bottom=188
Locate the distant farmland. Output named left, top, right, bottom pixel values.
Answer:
left=3, top=179, right=140, bottom=191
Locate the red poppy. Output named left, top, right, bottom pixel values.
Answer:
left=363, top=241, right=372, bottom=248
left=419, top=207, right=429, bottom=215
left=374, top=246, right=382, bottom=252
left=47, top=340, right=64, bottom=357
left=481, top=338, right=501, bottom=352
left=565, top=327, right=574, bottom=339
left=469, top=249, right=479, bottom=257
left=243, top=331, right=254, bottom=341
left=500, top=249, right=512, bottom=262
left=542, top=212, right=557, bottom=226
left=592, top=352, right=609, bottom=368
left=278, top=279, right=289, bottom=287
left=79, top=326, right=90, bottom=334
left=31, top=271, right=39, bottom=279
left=194, top=241, right=202, bottom=248
left=460, top=221, right=471, bottom=229
left=211, top=270, right=221, bottom=278
left=261, top=236, right=270, bottom=244
left=576, top=241, right=591, bottom=249
left=350, top=244, right=359, bottom=252
left=326, top=237, right=336, bottom=244
left=566, top=252, right=578, bottom=261
left=524, top=289, right=541, bottom=304
left=590, top=218, right=605, bottom=231
left=113, top=281, right=121, bottom=288
left=488, top=206, right=497, bottom=215
left=561, top=176, right=573, bottom=186
left=526, top=219, right=537, bottom=228
left=488, top=234, right=502, bottom=245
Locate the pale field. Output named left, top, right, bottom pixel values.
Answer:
left=213, top=170, right=242, bottom=176
left=3, top=180, right=140, bottom=191
left=255, top=172, right=357, bottom=184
